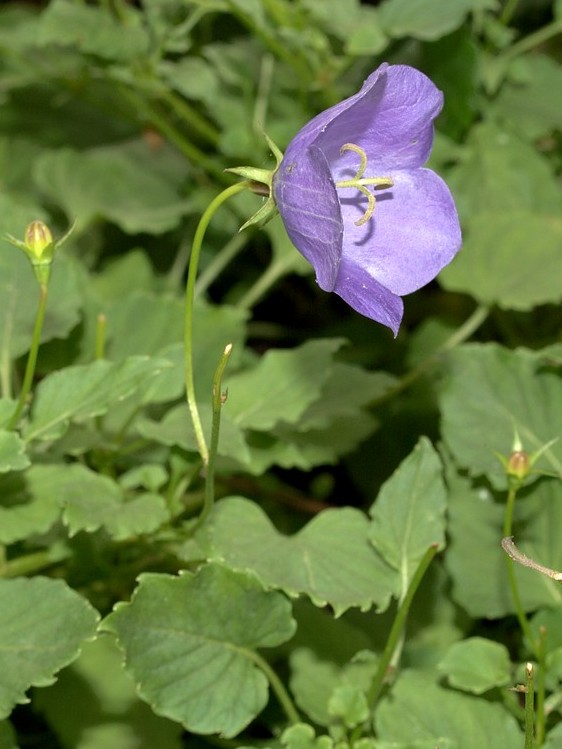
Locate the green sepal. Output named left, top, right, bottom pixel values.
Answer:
left=4, top=221, right=76, bottom=287
left=226, top=131, right=284, bottom=232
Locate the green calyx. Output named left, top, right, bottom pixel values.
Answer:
left=495, top=429, right=559, bottom=488
left=4, top=220, right=74, bottom=286
left=225, top=132, right=284, bottom=231
left=335, top=143, right=393, bottom=226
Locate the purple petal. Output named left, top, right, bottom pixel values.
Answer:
left=273, top=145, right=342, bottom=291
left=284, top=64, right=443, bottom=173
left=320, top=65, right=443, bottom=174
left=338, top=168, right=461, bottom=296
left=334, top=254, right=404, bottom=335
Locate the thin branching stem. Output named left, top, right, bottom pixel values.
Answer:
left=191, top=344, right=232, bottom=532
left=367, top=545, right=438, bottom=709
left=247, top=650, right=300, bottom=726
left=525, top=662, right=535, bottom=749
left=6, top=282, right=49, bottom=430
left=502, top=488, right=539, bottom=655
left=370, top=304, right=489, bottom=408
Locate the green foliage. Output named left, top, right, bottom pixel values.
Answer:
left=1, top=0, right=561, bottom=747
left=437, top=636, right=512, bottom=694
left=103, top=565, right=296, bottom=737
left=0, top=577, right=99, bottom=718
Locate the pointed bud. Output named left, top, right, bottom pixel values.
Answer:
left=506, top=450, right=531, bottom=482
left=4, top=219, right=74, bottom=286
left=495, top=429, right=558, bottom=488
left=25, top=220, right=54, bottom=260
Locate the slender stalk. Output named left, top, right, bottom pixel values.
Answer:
left=366, top=545, right=438, bottom=709
left=160, top=89, right=219, bottom=146
left=500, top=19, right=562, bottom=61
left=117, top=85, right=227, bottom=182
left=184, top=182, right=249, bottom=465
left=247, top=650, right=300, bottom=725
left=195, top=232, right=249, bottom=295
left=502, top=487, right=538, bottom=654
left=524, top=663, right=535, bottom=749
left=6, top=283, right=49, bottom=430
left=191, top=344, right=232, bottom=532
left=536, top=627, right=546, bottom=747
left=499, top=0, right=519, bottom=26
left=236, top=254, right=295, bottom=310
left=371, top=304, right=489, bottom=408
left=95, top=313, right=107, bottom=360
left=0, top=545, right=70, bottom=578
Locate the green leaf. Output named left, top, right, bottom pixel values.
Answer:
left=137, top=402, right=251, bottom=466
left=369, top=438, right=447, bottom=590
left=446, top=122, right=562, bottom=221
left=438, top=343, right=562, bottom=484
left=36, top=0, right=148, bottom=61
left=421, top=28, right=479, bottom=139
left=439, top=212, right=562, bottom=310
left=55, top=464, right=169, bottom=540
left=289, top=649, right=377, bottom=728
left=437, top=637, right=511, bottom=694
left=0, top=464, right=158, bottom=546
left=102, top=565, right=296, bottom=738
left=375, top=670, right=522, bottom=747
left=104, top=294, right=247, bottom=401
left=297, top=364, right=395, bottom=430
left=0, top=244, right=82, bottom=360
left=444, top=465, right=562, bottom=618
left=280, top=724, right=333, bottom=749
left=182, top=497, right=396, bottom=615
left=0, top=431, right=29, bottom=473
left=24, top=356, right=170, bottom=442
left=0, top=577, right=99, bottom=719
left=328, top=684, right=369, bottom=728
left=225, top=339, right=344, bottom=430
left=33, top=635, right=183, bottom=749
left=34, top=145, right=189, bottom=234
left=0, top=466, right=63, bottom=544
left=494, top=55, right=562, bottom=139
left=378, top=0, right=476, bottom=41
left=345, top=7, right=388, bottom=55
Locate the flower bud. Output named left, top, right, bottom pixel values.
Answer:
left=4, top=219, right=74, bottom=287
left=506, top=450, right=531, bottom=481
left=24, top=220, right=54, bottom=260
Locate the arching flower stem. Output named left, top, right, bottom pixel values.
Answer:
left=184, top=181, right=249, bottom=465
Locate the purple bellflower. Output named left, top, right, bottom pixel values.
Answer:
left=271, top=63, right=462, bottom=335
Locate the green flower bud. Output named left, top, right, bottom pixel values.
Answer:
left=506, top=450, right=531, bottom=481
left=4, top=219, right=74, bottom=287
left=25, top=220, right=54, bottom=260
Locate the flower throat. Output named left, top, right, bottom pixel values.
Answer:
left=335, top=143, right=393, bottom=226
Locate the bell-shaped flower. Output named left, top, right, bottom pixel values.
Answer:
left=272, top=63, right=462, bottom=335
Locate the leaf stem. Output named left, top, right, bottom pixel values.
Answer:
left=500, top=18, right=562, bottom=61
left=370, top=304, right=489, bottom=408
left=524, top=662, right=535, bottom=749
left=0, top=545, right=70, bottom=578
left=184, top=182, right=249, bottom=465
left=499, top=0, right=519, bottom=26
left=195, top=232, right=249, bottom=296
left=6, top=282, right=49, bottom=430
left=502, top=487, right=538, bottom=654
left=191, top=344, right=232, bottom=532
left=248, top=650, right=300, bottom=726
left=366, top=544, right=438, bottom=709
left=536, top=627, right=547, bottom=748
left=236, top=253, right=295, bottom=311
